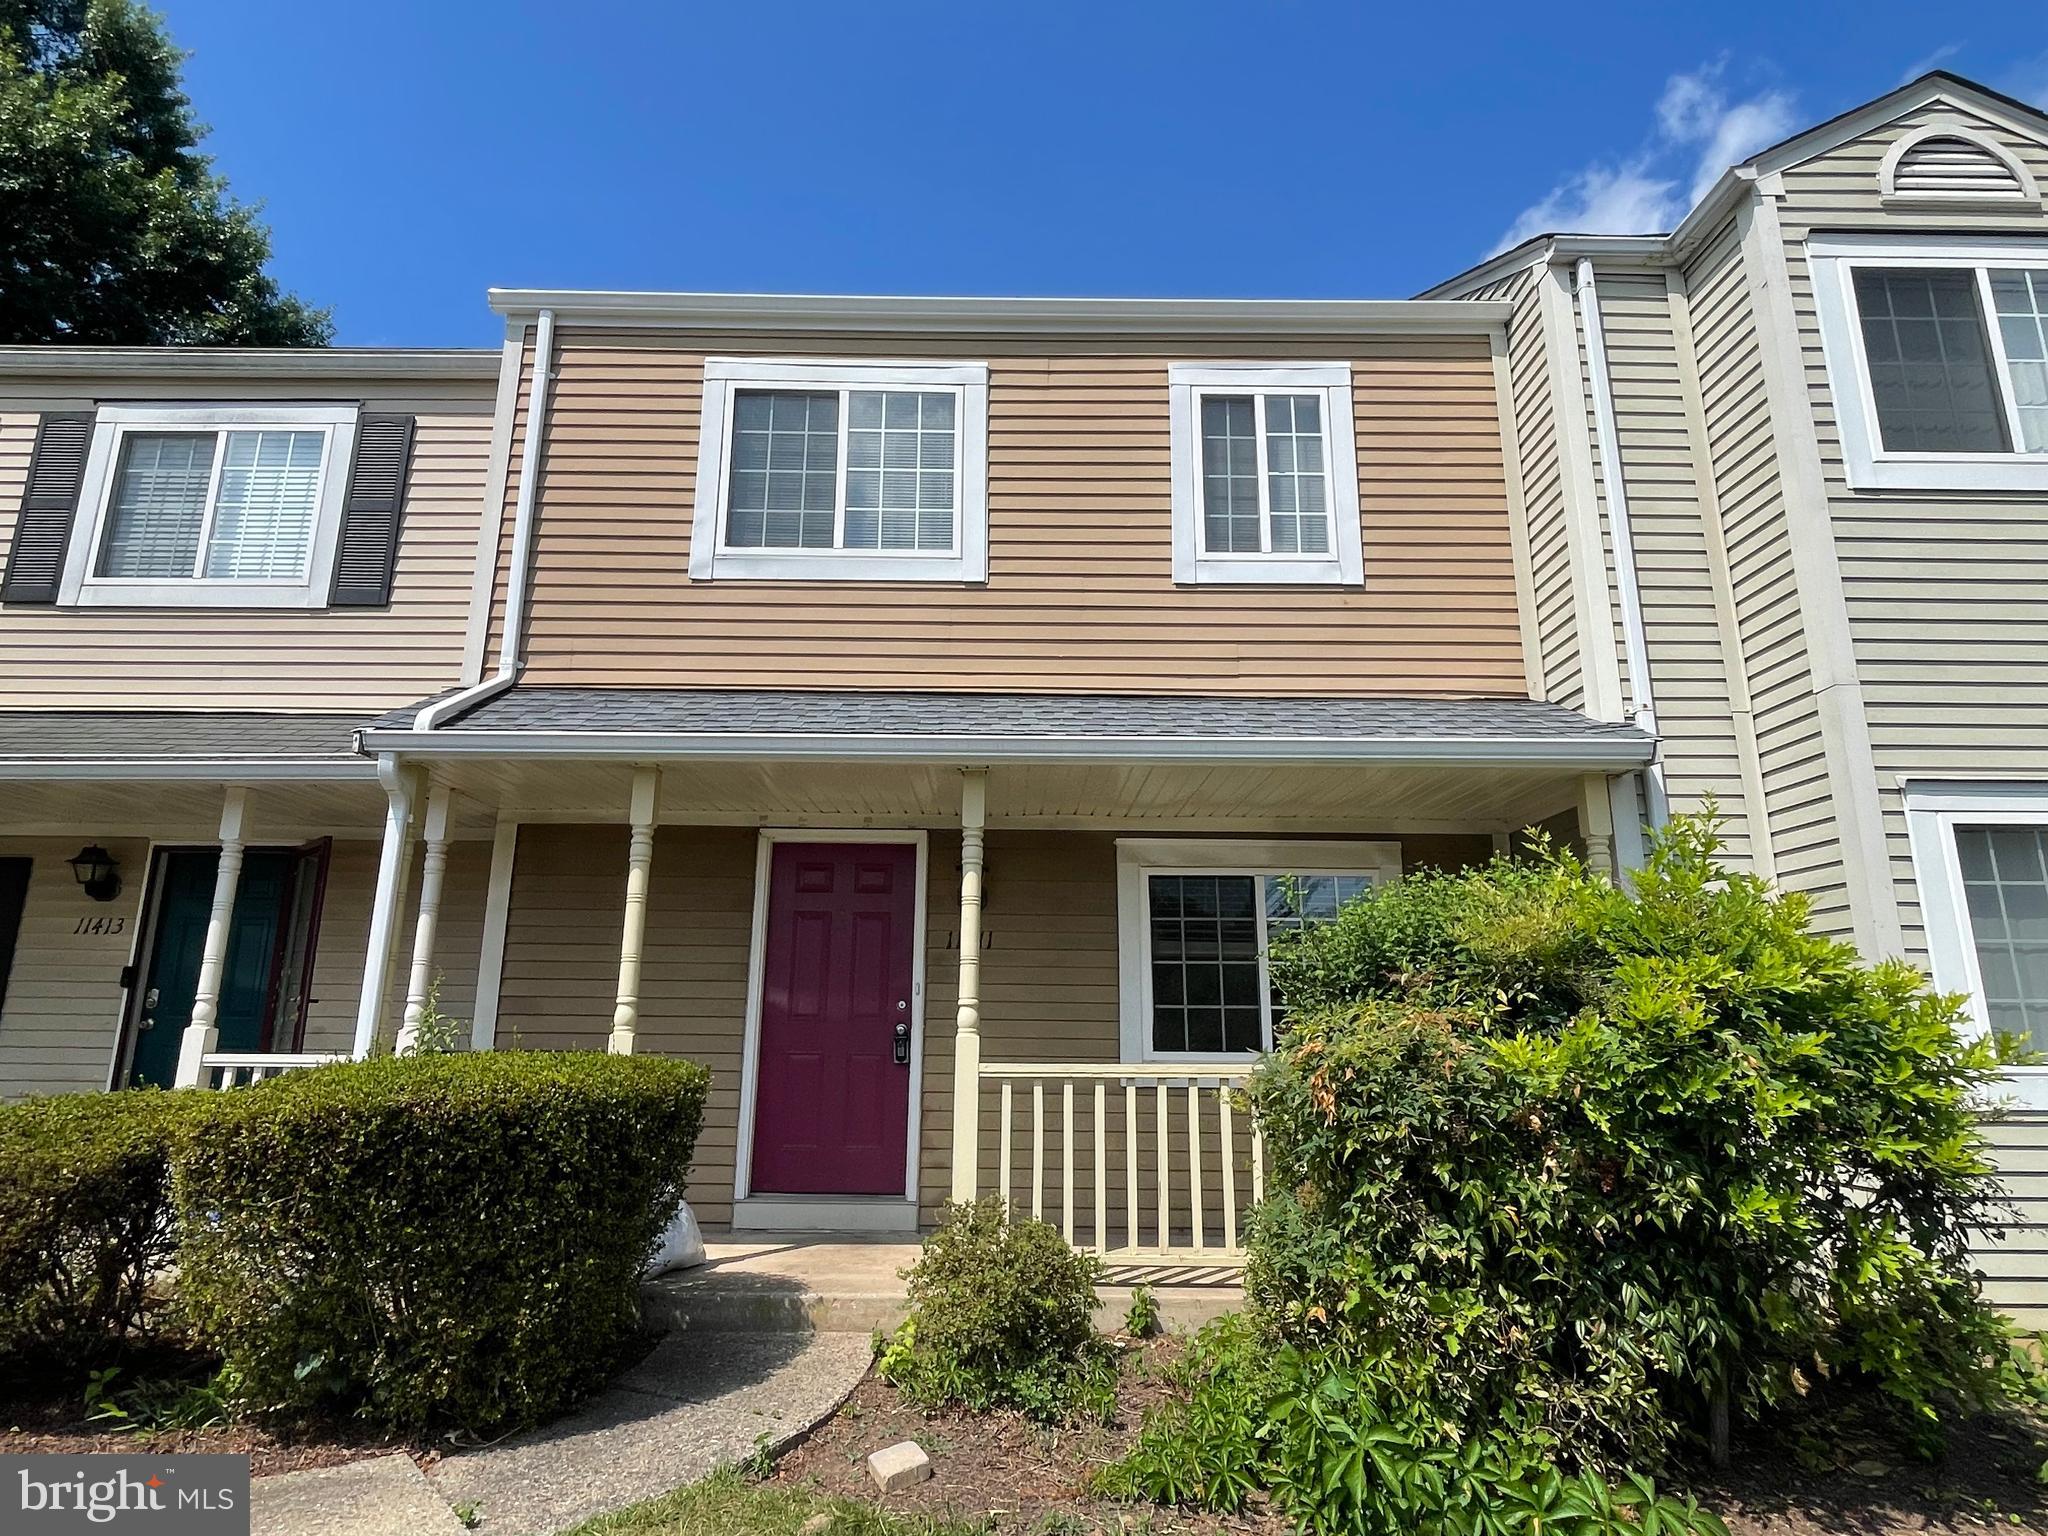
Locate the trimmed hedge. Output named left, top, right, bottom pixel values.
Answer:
left=0, top=1089, right=199, bottom=1370
left=174, top=1051, right=709, bottom=1436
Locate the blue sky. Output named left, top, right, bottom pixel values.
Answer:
left=162, top=0, right=2048, bottom=346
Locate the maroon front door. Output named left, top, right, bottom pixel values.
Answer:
left=750, top=841, right=918, bottom=1196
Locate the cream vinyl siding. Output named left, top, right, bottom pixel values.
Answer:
left=0, top=834, right=488, bottom=1095
left=0, top=837, right=148, bottom=1096
left=1587, top=270, right=1761, bottom=864
left=1683, top=218, right=1853, bottom=936
left=0, top=384, right=492, bottom=710
left=1775, top=102, right=2048, bottom=967
left=484, top=328, right=1526, bottom=696
left=1975, top=1114, right=2048, bottom=1331
left=1472, top=269, right=1585, bottom=710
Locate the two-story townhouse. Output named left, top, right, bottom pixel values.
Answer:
left=0, top=347, right=501, bottom=1094
left=5, top=69, right=2045, bottom=1317
left=1429, top=70, right=2048, bottom=1322
left=348, top=295, right=1653, bottom=1241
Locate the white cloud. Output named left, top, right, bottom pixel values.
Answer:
left=1494, top=162, right=1680, bottom=253
left=1899, top=43, right=1963, bottom=84
left=1493, top=60, right=1798, bottom=254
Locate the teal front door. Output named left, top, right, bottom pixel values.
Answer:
left=126, top=846, right=317, bottom=1089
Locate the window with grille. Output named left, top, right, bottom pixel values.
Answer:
left=1139, top=866, right=1383, bottom=1059
left=1955, top=825, right=2048, bottom=1049
left=1167, top=363, right=1363, bottom=585
left=1813, top=238, right=2048, bottom=492
left=691, top=359, right=989, bottom=582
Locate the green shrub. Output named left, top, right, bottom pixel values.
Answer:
left=1105, top=816, right=2018, bottom=1534
left=174, top=1051, right=708, bottom=1436
left=878, top=1198, right=1114, bottom=1423
left=0, top=1090, right=201, bottom=1371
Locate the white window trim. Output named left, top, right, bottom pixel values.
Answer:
left=689, top=357, right=990, bottom=583
left=1903, top=780, right=2048, bottom=1111
left=1809, top=233, right=2048, bottom=493
left=1877, top=120, right=2042, bottom=207
left=1115, top=836, right=1401, bottom=1064
left=59, top=404, right=357, bottom=609
left=1166, top=362, right=1363, bottom=587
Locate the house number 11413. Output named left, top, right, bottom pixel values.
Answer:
left=73, top=914, right=126, bottom=937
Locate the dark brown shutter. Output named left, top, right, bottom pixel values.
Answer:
left=1, top=411, right=95, bottom=604
left=328, top=412, right=416, bottom=606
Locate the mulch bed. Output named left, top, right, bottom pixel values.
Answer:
left=774, top=1339, right=2048, bottom=1535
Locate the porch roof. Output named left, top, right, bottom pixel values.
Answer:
left=363, top=686, right=1654, bottom=769
left=0, top=710, right=373, bottom=778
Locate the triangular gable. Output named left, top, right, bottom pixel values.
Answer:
left=1740, top=71, right=2048, bottom=181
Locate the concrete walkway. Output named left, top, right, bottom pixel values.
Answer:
left=252, top=1454, right=467, bottom=1536
left=426, top=1330, right=870, bottom=1536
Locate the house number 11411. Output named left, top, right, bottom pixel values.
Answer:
left=73, top=914, right=126, bottom=937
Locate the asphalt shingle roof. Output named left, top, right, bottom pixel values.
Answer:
left=0, top=710, right=367, bottom=763
left=378, top=686, right=1650, bottom=748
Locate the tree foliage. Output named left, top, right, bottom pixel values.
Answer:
left=0, top=0, right=330, bottom=344
left=1103, top=817, right=2031, bottom=1534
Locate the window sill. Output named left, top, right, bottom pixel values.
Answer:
left=1843, top=455, right=2048, bottom=493
left=66, top=582, right=329, bottom=610
left=693, top=550, right=985, bottom=584
left=1178, top=557, right=1361, bottom=587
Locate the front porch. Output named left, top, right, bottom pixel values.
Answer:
left=34, top=687, right=1654, bottom=1264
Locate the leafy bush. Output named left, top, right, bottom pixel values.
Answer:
left=1104, top=816, right=2020, bottom=1534
left=0, top=1090, right=201, bottom=1371
left=878, top=1198, right=1114, bottom=1423
left=175, top=1051, right=708, bottom=1436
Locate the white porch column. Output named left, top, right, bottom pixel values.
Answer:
left=1578, top=772, right=1616, bottom=881
left=396, top=783, right=455, bottom=1055
left=174, top=787, right=249, bottom=1089
left=950, top=768, right=989, bottom=1203
left=469, top=817, right=520, bottom=1052
left=609, top=767, right=660, bottom=1055
left=352, top=760, right=419, bottom=1058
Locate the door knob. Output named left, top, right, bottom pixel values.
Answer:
left=138, top=1016, right=154, bottom=1032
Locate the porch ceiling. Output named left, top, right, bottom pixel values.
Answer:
left=422, top=755, right=1587, bottom=834
left=0, top=777, right=405, bottom=840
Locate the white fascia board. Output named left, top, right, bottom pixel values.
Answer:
left=356, top=727, right=1655, bottom=769
left=0, top=347, right=497, bottom=382
left=0, top=759, right=376, bottom=781
left=485, top=289, right=1510, bottom=337
left=1422, top=237, right=1676, bottom=302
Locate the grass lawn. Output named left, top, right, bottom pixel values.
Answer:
left=562, top=1469, right=979, bottom=1536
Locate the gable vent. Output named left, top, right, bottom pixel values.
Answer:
left=1891, top=135, right=2026, bottom=198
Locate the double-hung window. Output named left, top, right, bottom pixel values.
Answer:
left=1811, top=235, right=2048, bottom=491
left=1166, top=363, right=1363, bottom=586
left=690, top=358, right=990, bottom=582
left=59, top=405, right=356, bottom=608
left=1905, top=785, right=2048, bottom=1107
left=1116, top=839, right=1401, bottom=1063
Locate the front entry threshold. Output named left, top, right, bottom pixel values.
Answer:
left=733, top=1196, right=919, bottom=1234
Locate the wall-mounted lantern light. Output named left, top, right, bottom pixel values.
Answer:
left=68, top=844, right=121, bottom=902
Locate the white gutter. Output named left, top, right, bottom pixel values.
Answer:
left=412, top=308, right=556, bottom=734
left=353, top=727, right=1655, bottom=769
left=1573, top=258, right=1669, bottom=825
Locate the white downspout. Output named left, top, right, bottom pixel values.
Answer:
left=415, top=306, right=557, bottom=731
left=1574, top=258, right=1669, bottom=832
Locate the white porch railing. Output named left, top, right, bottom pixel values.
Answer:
left=977, top=1062, right=1265, bottom=1262
left=193, top=1051, right=343, bottom=1090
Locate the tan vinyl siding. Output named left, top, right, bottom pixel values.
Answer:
left=0, top=389, right=492, bottom=710
left=1475, top=269, right=1584, bottom=710
left=486, top=328, right=1526, bottom=696
left=497, top=824, right=1493, bottom=1230
left=1684, top=217, right=1852, bottom=935
left=0, top=834, right=487, bottom=1096
left=1773, top=102, right=2048, bottom=967
left=1590, top=271, right=1760, bottom=863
